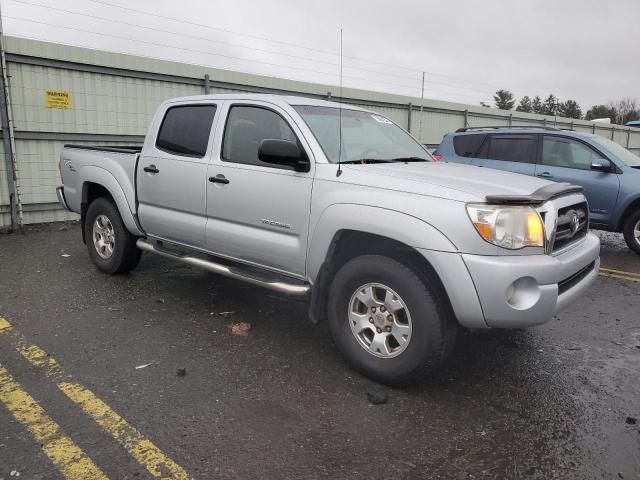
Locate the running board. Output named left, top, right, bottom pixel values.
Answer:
left=136, top=239, right=311, bottom=296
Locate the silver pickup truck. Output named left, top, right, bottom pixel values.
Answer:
left=57, top=94, right=600, bottom=385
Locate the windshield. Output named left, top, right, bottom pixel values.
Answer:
left=589, top=135, right=640, bottom=167
left=293, top=105, right=430, bottom=163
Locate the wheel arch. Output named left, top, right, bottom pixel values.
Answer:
left=308, top=228, right=456, bottom=325
left=79, top=166, right=143, bottom=243
left=616, top=195, right=640, bottom=231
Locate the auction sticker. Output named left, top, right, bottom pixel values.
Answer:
left=371, top=114, right=393, bottom=124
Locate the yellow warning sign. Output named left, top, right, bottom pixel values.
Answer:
left=44, top=90, right=71, bottom=109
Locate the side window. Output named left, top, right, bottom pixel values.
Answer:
left=542, top=136, right=600, bottom=170
left=453, top=134, right=486, bottom=157
left=222, top=105, right=298, bottom=169
left=484, top=135, right=536, bottom=163
left=156, top=105, right=217, bottom=158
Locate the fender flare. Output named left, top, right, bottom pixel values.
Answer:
left=80, top=166, right=144, bottom=236
left=306, top=203, right=457, bottom=281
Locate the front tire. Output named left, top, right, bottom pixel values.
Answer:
left=327, top=255, right=457, bottom=386
left=85, top=197, right=142, bottom=274
left=622, top=210, right=640, bottom=255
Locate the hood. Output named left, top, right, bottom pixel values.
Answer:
left=340, top=162, right=554, bottom=202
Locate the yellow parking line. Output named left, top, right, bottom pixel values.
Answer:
left=599, top=271, right=640, bottom=283
left=0, top=365, right=109, bottom=480
left=0, top=316, right=193, bottom=480
left=59, top=382, right=192, bottom=480
left=0, top=316, right=12, bottom=333
left=600, top=267, right=640, bottom=279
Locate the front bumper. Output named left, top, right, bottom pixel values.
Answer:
left=56, top=186, right=71, bottom=211
left=461, top=232, right=600, bottom=328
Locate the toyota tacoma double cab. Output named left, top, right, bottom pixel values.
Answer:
left=57, top=94, right=600, bottom=385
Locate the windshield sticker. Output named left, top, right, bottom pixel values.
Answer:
left=371, top=114, right=393, bottom=124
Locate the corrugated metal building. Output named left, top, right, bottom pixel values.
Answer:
left=1, top=36, right=639, bottom=229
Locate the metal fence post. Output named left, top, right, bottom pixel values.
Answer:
left=203, top=74, right=210, bottom=94
left=628, top=129, right=631, bottom=148
left=0, top=5, right=20, bottom=230
left=508, top=113, right=512, bottom=127
left=327, top=91, right=331, bottom=100
left=611, top=126, right=615, bottom=140
left=407, top=102, right=412, bottom=133
left=464, top=109, right=469, bottom=128
left=592, top=123, right=596, bottom=134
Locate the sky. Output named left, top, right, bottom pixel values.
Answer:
left=2, top=0, right=638, bottom=110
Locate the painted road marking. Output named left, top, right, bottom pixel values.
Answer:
left=600, top=271, right=640, bottom=283
left=59, top=382, right=192, bottom=480
left=0, top=365, right=109, bottom=480
left=600, top=267, right=640, bottom=280
left=0, top=316, right=193, bottom=480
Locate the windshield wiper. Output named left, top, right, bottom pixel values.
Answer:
left=340, top=157, right=429, bottom=165
left=339, top=158, right=395, bottom=164
left=388, top=157, right=429, bottom=162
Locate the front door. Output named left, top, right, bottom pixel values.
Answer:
left=205, top=102, right=314, bottom=277
left=137, top=103, right=218, bottom=248
left=535, top=135, right=620, bottom=227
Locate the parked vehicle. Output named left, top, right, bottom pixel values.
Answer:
left=439, top=126, right=640, bottom=253
left=57, top=95, right=600, bottom=385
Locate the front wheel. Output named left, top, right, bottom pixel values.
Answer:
left=622, top=210, right=640, bottom=255
left=327, top=255, right=457, bottom=386
left=85, top=197, right=142, bottom=274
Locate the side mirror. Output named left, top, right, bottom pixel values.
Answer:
left=258, top=139, right=309, bottom=172
left=591, top=158, right=613, bottom=172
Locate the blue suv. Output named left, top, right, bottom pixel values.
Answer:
left=438, top=126, right=640, bottom=253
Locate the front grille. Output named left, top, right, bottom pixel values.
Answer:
left=552, top=202, right=588, bottom=252
left=558, top=261, right=595, bottom=295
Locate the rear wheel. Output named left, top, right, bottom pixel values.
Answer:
left=622, top=210, right=640, bottom=254
left=327, top=255, right=457, bottom=386
left=85, top=197, right=142, bottom=274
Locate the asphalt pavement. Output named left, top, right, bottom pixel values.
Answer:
left=0, top=223, right=638, bottom=480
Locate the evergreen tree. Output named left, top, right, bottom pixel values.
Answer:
left=558, top=100, right=583, bottom=119
left=531, top=96, right=543, bottom=114
left=516, top=96, right=533, bottom=113
left=493, top=90, right=515, bottom=110
left=542, top=94, right=559, bottom=115
left=585, top=105, right=617, bottom=121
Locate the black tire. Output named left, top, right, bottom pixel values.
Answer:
left=623, top=210, right=640, bottom=255
left=327, top=254, right=457, bottom=386
left=85, top=197, right=142, bottom=274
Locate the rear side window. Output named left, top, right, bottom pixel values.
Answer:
left=156, top=105, right=217, bottom=158
left=222, top=105, right=297, bottom=168
left=482, top=135, right=536, bottom=163
left=453, top=134, right=486, bottom=157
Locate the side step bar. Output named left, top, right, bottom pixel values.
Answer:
left=136, top=239, right=311, bottom=296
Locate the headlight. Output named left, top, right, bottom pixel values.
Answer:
left=466, top=204, right=545, bottom=250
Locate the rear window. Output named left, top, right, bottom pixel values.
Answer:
left=453, top=134, right=486, bottom=157
left=482, top=135, right=536, bottom=163
left=156, top=105, right=217, bottom=158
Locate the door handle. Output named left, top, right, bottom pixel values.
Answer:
left=208, top=174, right=229, bottom=185
left=537, top=171, right=552, bottom=178
left=143, top=165, right=159, bottom=174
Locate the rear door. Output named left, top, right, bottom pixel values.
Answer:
left=471, top=134, right=537, bottom=176
left=137, top=102, right=218, bottom=248
left=535, top=135, right=620, bottom=226
left=204, top=101, right=314, bottom=277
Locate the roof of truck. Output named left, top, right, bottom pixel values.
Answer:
left=164, top=93, right=373, bottom=112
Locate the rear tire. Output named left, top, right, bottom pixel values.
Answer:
left=85, top=197, right=142, bottom=274
left=327, top=254, right=457, bottom=386
left=622, top=210, right=640, bottom=255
